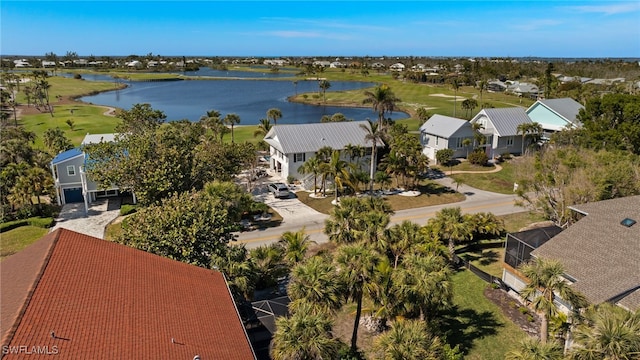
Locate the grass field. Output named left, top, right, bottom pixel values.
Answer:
left=0, top=226, right=49, bottom=260
left=450, top=160, right=518, bottom=194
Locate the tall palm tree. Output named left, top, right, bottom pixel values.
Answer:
left=450, top=78, right=460, bottom=117
left=517, top=122, right=544, bottom=156
left=335, top=244, right=379, bottom=354
left=505, top=338, right=564, bottom=360
left=271, top=301, right=341, bottom=360
left=319, top=80, right=331, bottom=102
left=253, top=118, right=272, bottom=138
left=249, top=244, right=286, bottom=289
left=569, top=303, right=640, bottom=360
left=363, top=84, right=401, bottom=126
left=384, top=221, right=422, bottom=269
left=267, top=107, right=282, bottom=125
left=325, top=150, right=353, bottom=203
left=210, top=245, right=257, bottom=300
left=373, top=319, right=443, bottom=360
left=426, top=207, right=473, bottom=262
left=361, top=119, right=385, bottom=194
left=223, top=113, right=241, bottom=143
left=279, top=229, right=314, bottom=265
left=287, top=256, right=344, bottom=314
left=297, top=156, right=322, bottom=195
left=520, top=257, right=588, bottom=344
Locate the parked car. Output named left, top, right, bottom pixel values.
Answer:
left=268, top=182, right=291, bottom=199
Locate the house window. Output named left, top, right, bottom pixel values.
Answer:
left=456, top=138, right=464, bottom=149
left=506, top=137, right=514, bottom=146
left=294, top=153, right=306, bottom=163
left=67, top=165, right=76, bottom=176
left=435, top=137, right=439, bottom=146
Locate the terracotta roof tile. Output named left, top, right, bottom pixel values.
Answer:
left=1, top=229, right=255, bottom=359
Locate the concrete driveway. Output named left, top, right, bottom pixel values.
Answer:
left=51, top=198, right=122, bottom=239
left=252, top=184, right=327, bottom=224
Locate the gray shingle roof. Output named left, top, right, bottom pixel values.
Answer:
left=476, top=108, right=532, bottom=136
left=264, top=121, right=376, bottom=154
left=538, top=98, right=584, bottom=124
left=532, top=195, right=640, bottom=310
left=419, top=115, right=470, bottom=138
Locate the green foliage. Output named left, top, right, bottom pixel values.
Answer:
left=372, top=319, right=444, bottom=360
left=0, top=217, right=53, bottom=232
left=27, top=217, right=54, bottom=228
left=435, top=148, right=455, bottom=166
left=119, top=204, right=137, bottom=216
left=467, top=150, right=488, bottom=165
left=117, top=185, right=248, bottom=267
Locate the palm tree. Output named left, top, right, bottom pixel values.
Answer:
left=384, top=221, right=421, bottom=269
left=271, top=301, right=341, bottom=360
left=43, top=127, right=73, bottom=154
left=519, top=257, right=588, bottom=344
left=517, top=122, right=544, bottom=156
left=267, top=107, right=282, bottom=125
left=253, top=118, right=273, bottom=138
left=450, top=78, right=460, bottom=117
left=325, top=150, right=352, bottom=204
left=478, top=79, right=487, bottom=106
left=318, top=80, right=331, bottom=102
left=297, top=156, right=322, bottom=195
left=223, top=113, right=241, bottom=143
left=361, top=119, right=385, bottom=194
left=569, top=303, right=640, bottom=360
left=373, top=320, right=443, bottom=360
left=461, top=98, right=478, bottom=119
left=335, top=244, right=379, bottom=354
left=249, top=244, right=286, bottom=290
left=471, top=121, right=485, bottom=149
left=393, top=253, right=452, bottom=321
left=287, top=256, right=344, bottom=314
left=210, top=245, right=257, bottom=300
left=505, top=338, right=564, bottom=360
left=363, top=84, right=401, bottom=126
left=462, top=138, right=472, bottom=157
left=278, top=229, right=314, bottom=265
left=426, top=207, right=473, bottom=263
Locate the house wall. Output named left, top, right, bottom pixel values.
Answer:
left=54, top=156, right=85, bottom=186
left=270, top=146, right=373, bottom=181
left=527, top=104, right=570, bottom=132
left=502, top=269, right=527, bottom=292
left=493, top=135, right=524, bottom=156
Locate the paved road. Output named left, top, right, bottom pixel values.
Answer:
left=236, top=178, right=526, bottom=249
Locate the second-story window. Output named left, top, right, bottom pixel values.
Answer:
left=67, top=165, right=76, bottom=176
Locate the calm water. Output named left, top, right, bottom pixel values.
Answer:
left=78, top=70, right=408, bottom=124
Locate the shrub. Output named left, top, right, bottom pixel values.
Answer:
left=73, top=73, right=82, bottom=79
left=0, top=219, right=28, bottom=233
left=27, top=217, right=54, bottom=228
left=286, top=175, right=295, bottom=184
left=468, top=150, right=489, bottom=165
left=120, top=204, right=138, bottom=216
left=518, top=306, right=529, bottom=315
left=527, top=315, right=535, bottom=322
left=436, top=148, right=455, bottom=165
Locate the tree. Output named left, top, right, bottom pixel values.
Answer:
left=267, top=107, right=282, bottom=125
left=450, top=78, right=460, bottom=117
left=517, top=122, right=543, bottom=156
left=115, top=103, right=166, bottom=134
left=425, top=207, right=473, bottom=262
left=223, top=113, right=241, bottom=143
left=505, top=338, right=564, bottom=360
left=361, top=119, right=385, bottom=194
left=324, top=196, right=393, bottom=244
left=363, top=84, right=401, bottom=126
left=297, top=156, right=322, bottom=195
left=279, top=229, right=314, bottom=265
left=287, top=256, right=344, bottom=314
left=116, top=188, right=242, bottom=268
left=435, top=148, right=455, bottom=166
left=569, top=303, right=640, bottom=360
left=462, top=138, right=472, bottom=157
left=461, top=98, right=478, bottom=119
left=270, top=302, right=341, bottom=360
left=325, top=150, right=353, bottom=203
left=373, top=320, right=444, bottom=360
left=416, top=107, right=432, bottom=124
left=520, top=257, right=587, bottom=344
left=319, top=79, right=331, bottom=102
left=249, top=244, right=286, bottom=290
left=335, top=244, right=380, bottom=354
left=43, top=127, right=73, bottom=154
left=384, top=221, right=422, bottom=269
left=477, top=80, right=487, bottom=106
left=211, top=245, right=257, bottom=300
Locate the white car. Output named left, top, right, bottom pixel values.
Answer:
left=268, top=182, right=291, bottom=199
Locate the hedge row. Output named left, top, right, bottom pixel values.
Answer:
left=0, top=217, right=55, bottom=233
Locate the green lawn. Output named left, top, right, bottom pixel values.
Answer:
left=0, top=226, right=49, bottom=260
left=445, top=270, right=527, bottom=359
left=450, top=161, right=517, bottom=194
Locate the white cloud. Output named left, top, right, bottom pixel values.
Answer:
left=564, top=2, right=640, bottom=15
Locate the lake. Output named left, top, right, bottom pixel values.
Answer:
left=78, top=70, right=409, bottom=124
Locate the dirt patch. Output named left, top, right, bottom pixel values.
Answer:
left=484, top=287, right=540, bottom=338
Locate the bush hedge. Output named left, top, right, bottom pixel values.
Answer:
left=0, top=217, right=54, bottom=233
left=120, top=204, right=138, bottom=216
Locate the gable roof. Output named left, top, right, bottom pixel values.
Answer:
left=473, top=108, right=532, bottom=136
left=264, top=121, right=377, bottom=154
left=532, top=98, right=584, bottom=124
left=1, top=229, right=255, bottom=359
left=419, top=114, right=471, bottom=138
left=81, top=133, right=118, bottom=146
left=532, top=195, right=640, bottom=311
left=51, top=147, right=83, bottom=165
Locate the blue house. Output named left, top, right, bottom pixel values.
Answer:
left=526, top=98, right=584, bottom=136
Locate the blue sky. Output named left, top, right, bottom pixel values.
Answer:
left=2, top=1, right=639, bottom=58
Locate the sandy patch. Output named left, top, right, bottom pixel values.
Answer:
left=429, top=93, right=466, bottom=101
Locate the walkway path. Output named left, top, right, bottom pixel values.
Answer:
left=50, top=198, right=121, bottom=239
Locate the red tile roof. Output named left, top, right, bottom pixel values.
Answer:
left=1, top=228, right=255, bottom=359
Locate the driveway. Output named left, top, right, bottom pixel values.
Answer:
left=51, top=198, right=122, bottom=239
left=252, top=184, right=327, bottom=224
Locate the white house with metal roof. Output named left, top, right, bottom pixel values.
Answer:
left=526, top=98, right=584, bottom=134
left=50, top=133, right=123, bottom=214
left=470, top=108, right=532, bottom=158
left=263, top=121, right=380, bottom=181
left=419, top=115, right=476, bottom=162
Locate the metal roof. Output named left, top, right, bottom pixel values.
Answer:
left=81, top=133, right=118, bottom=145
left=537, top=98, right=584, bottom=124
left=51, top=147, right=83, bottom=165
left=419, top=114, right=470, bottom=138
left=533, top=195, right=640, bottom=310
left=474, top=108, right=532, bottom=136
left=264, top=121, right=378, bottom=154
